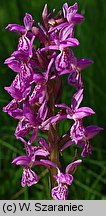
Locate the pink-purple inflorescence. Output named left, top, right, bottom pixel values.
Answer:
left=3, top=2, right=103, bottom=200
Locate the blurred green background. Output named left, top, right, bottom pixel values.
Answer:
left=0, top=0, right=106, bottom=200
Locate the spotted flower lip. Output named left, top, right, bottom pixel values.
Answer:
left=51, top=184, right=68, bottom=200
left=21, top=167, right=39, bottom=187
left=67, top=70, right=83, bottom=90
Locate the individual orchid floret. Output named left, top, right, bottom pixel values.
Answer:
left=41, top=25, right=79, bottom=52
left=48, top=2, right=84, bottom=33
left=6, top=13, right=33, bottom=35
left=14, top=99, right=49, bottom=144
left=55, top=48, right=77, bottom=75
left=29, top=80, right=46, bottom=105
left=63, top=3, right=84, bottom=25
left=70, top=120, right=103, bottom=157
left=51, top=159, right=82, bottom=200
left=12, top=155, right=39, bottom=187
left=55, top=89, right=95, bottom=120
left=3, top=99, right=19, bottom=114
left=4, top=74, right=31, bottom=101
left=14, top=100, right=39, bottom=144
left=4, top=60, right=34, bottom=90
left=12, top=140, right=50, bottom=187
left=68, top=58, right=94, bottom=89
left=29, top=55, right=55, bottom=105
left=17, top=35, right=35, bottom=59
left=60, top=122, right=103, bottom=156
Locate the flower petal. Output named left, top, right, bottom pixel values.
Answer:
left=71, top=89, right=83, bottom=110
left=4, top=57, right=21, bottom=73
left=85, top=126, right=103, bottom=139
left=60, top=139, right=73, bottom=152
left=38, top=137, right=50, bottom=152
left=21, top=167, right=39, bottom=187
left=73, top=107, right=95, bottom=119
left=77, top=58, right=94, bottom=70
left=54, top=172, right=73, bottom=185
left=12, top=156, right=31, bottom=166
left=28, top=128, right=38, bottom=145
left=6, top=24, right=25, bottom=34
left=66, top=159, right=82, bottom=174
left=72, top=14, right=85, bottom=24
left=51, top=184, right=68, bottom=200
left=24, top=13, right=33, bottom=31
left=37, top=100, right=48, bottom=121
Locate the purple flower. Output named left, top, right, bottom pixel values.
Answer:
left=63, top=3, right=84, bottom=25
left=41, top=25, right=79, bottom=52
left=17, top=35, right=35, bottom=59
left=68, top=70, right=83, bottom=90
left=29, top=56, right=55, bottom=105
left=6, top=13, right=33, bottom=34
left=4, top=74, right=31, bottom=101
left=48, top=3, right=84, bottom=34
left=70, top=120, right=85, bottom=144
left=4, top=56, right=20, bottom=72
left=51, top=159, right=82, bottom=200
left=29, top=81, right=46, bottom=105
left=3, top=2, right=103, bottom=200
left=55, top=48, right=77, bottom=75
left=14, top=101, right=39, bottom=144
left=68, top=58, right=93, bottom=89
left=70, top=120, right=103, bottom=157
left=24, top=13, right=33, bottom=31
left=3, top=99, right=19, bottom=113
left=12, top=139, right=50, bottom=187
left=12, top=154, right=39, bottom=187
left=21, top=167, right=39, bottom=187
left=55, top=89, right=95, bottom=120
left=14, top=98, right=49, bottom=144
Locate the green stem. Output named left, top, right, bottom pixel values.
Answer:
left=49, top=140, right=60, bottom=188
